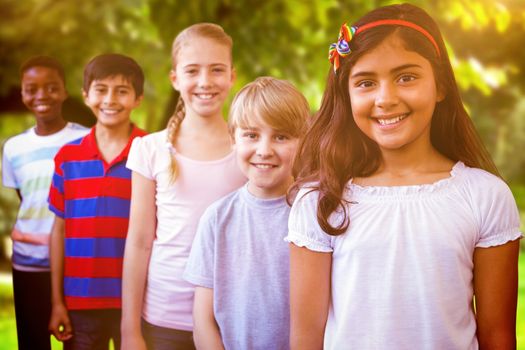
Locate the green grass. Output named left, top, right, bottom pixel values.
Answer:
left=0, top=256, right=524, bottom=349
left=0, top=274, right=112, bottom=350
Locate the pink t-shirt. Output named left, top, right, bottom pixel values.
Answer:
left=126, top=129, right=246, bottom=330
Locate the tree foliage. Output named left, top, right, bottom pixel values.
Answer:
left=0, top=0, right=524, bottom=180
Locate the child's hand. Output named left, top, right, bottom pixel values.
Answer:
left=48, top=303, right=73, bottom=341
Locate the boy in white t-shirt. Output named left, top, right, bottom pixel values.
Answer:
left=1, top=56, right=88, bottom=350
left=184, top=77, right=310, bottom=349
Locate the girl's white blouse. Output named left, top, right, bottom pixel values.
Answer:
left=287, top=162, right=521, bottom=350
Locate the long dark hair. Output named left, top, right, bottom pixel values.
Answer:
left=290, top=3, right=499, bottom=236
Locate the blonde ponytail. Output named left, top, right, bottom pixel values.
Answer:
left=167, top=96, right=185, bottom=181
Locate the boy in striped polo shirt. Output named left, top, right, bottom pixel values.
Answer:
left=47, top=54, right=147, bottom=350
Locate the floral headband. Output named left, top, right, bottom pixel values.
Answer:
left=328, top=19, right=441, bottom=73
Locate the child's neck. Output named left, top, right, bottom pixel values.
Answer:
left=173, top=112, right=231, bottom=161
left=357, top=146, right=454, bottom=187
left=247, top=177, right=293, bottom=200
left=181, top=111, right=228, bottom=135
left=95, top=121, right=132, bottom=164
left=34, top=116, right=67, bottom=136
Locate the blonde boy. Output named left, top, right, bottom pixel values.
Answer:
left=184, top=77, right=309, bottom=349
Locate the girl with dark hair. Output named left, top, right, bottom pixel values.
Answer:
left=287, top=4, right=521, bottom=349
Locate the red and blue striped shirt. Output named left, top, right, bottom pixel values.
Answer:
left=48, top=125, right=147, bottom=310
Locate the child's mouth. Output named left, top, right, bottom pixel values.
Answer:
left=101, top=108, right=121, bottom=115
left=252, top=163, right=277, bottom=169
left=195, top=93, right=217, bottom=100
left=376, top=113, right=409, bottom=126
left=35, top=104, right=52, bottom=112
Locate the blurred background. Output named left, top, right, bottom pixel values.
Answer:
left=1, top=0, right=524, bottom=348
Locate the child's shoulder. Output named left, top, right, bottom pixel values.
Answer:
left=3, top=127, right=34, bottom=151
left=207, top=187, right=243, bottom=212
left=128, top=129, right=166, bottom=162
left=62, top=128, right=90, bottom=147
left=5, top=122, right=88, bottom=148
left=454, top=162, right=514, bottom=205
left=200, top=187, right=244, bottom=222
left=131, top=129, right=166, bottom=149
left=292, top=182, right=321, bottom=205
left=131, top=124, right=148, bottom=137
left=61, top=122, right=90, bottom=142
left=67, top=122, right=89, bottom=131
left=455, top=162, right=509, bottom=191
left=53, top=127, right=92, bottom=160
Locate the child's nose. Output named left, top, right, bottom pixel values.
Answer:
left=375, top=82, right=399, bottom=109
left=103, top=91, right=117, bottom=104
left=35, top=87, right=49, bottom=100
left=198, top=71, right=212, bottom=88
left=256, top=139, right=274, bottom=158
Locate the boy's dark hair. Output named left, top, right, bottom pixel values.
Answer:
left=83, top=53, right=144, bottom=97
left=20, top=55, right=66, bottom=85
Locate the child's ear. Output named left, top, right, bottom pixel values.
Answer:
left=436, top=83, right=446, bottom=102
left=81, top=89, right=88, bottom=104
left=134, top=94, right=144, bottom=108
left=230, top=67, right=237, bottom=84
left=229, top=127, right=236, bottom=146
left=169, top=69, right=179, bottom=91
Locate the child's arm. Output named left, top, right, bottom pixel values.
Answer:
left=121, top=171, right=157, bottom=350
left=473, top=239, right=520, bottom=349
left=289, top=244, right=332, bottom=350
left=193, top=287, right=225, bottom=350
left=1, top=146, right=22, bottom=201
left=48, top=216, right=73, bottom=341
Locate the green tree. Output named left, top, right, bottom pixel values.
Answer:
left=1, top=0, right=524, bottom=178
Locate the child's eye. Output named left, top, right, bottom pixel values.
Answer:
left=275, top=134, right=289, bottom=141
left=212, top=67, right=226, bottom=73
left=355, top=80, right=375, bottom=88
left=398, top=74, right=416, bottom=83
left=46, top=85, right=59, bottom=93
left=117, top=89, right=130, bottom=95
left=185, top=69, right=198, bottom=75
left=23, top=87, right=37, bottom=95
left=95, top=88, right=106, bottom=94
left=242, top=132, right=257, bottom=139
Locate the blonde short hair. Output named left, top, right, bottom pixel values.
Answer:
left=229, top=76, right=310, bottom=138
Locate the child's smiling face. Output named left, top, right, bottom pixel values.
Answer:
left=21, top=66, right=67, bottom=122
left=83, top=75, right=142, bottom=128
left=234, top=120, right=298, bottom=199
left=348, top=35, right=444, bottom=154
left=170, top=37, right=234, bottom=119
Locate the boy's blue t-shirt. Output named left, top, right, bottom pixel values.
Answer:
left=184, top=184, right=291, bottom=350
